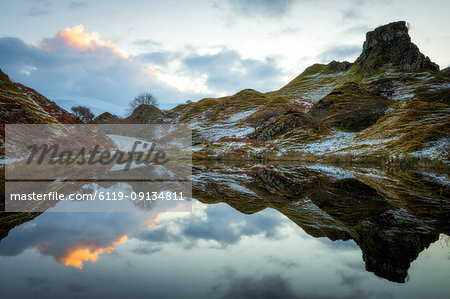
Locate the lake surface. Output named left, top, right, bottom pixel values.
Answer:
left=0, top=162, right=449, bottom=298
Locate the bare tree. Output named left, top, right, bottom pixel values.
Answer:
left=127, top=92, right=159, bottom=115
left=71, top=106, right=95, bottom=123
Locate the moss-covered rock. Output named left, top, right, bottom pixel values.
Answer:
left=125, top=104, right=165, bottom=124
left=357, top=100, right=450, bottom=153
left=309, top=82, right=390, bottom=132
left=92, top=112, right=119, bottom=124
left=355, top=21, right=439, bottom=76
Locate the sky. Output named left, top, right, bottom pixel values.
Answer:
left=0, top=0, right=449, bottom=114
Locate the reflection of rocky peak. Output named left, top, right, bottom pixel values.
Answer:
left=359, top=227, right=439, bottom=283
left=355, top=21, right=439, bottom=75
left=192, top=163, right=450, bottom=283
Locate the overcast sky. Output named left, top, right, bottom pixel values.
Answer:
left=0, top=0, right=449, bottom=112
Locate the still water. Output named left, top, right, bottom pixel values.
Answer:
left=0, top=162, right=449, bottom=298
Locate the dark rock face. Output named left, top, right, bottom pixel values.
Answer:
left=327, top=60, right=352, bottom=72
left=368, top=78, right=396, bottom=97
left=355, top=21, right=439, bottom=75
left=309, top=82, right=390, bottom=132
left=442, top=66, right=450, bottom=77
left=247, top=111, right=311, bottom=141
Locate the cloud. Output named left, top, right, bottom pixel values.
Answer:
left=137, top=48, right=286, bottom=97
left=340, top=0, right=392, bottom=23
left=40, top=24, right=128, bottom=58
left=134, top=39, right=162, bottom=48
left=267, top=26, right=301, bottom=38
left=0, top=25, right=287, bottom=111
left=137, top=51, right=177, bottom=67
left=341, top=8, right=361, bottom=21
left=180, top=50, right=286, bottom=94
left=132, top=246, right=162, bottom=255
left=68, top=1, right=89, bottom=9
left=315, top=45, right=361, bottom=63
left=0, top=26, right=190, bottom=111
left=217, top=0, right=297, bottom=18
left=27, top=7, right=50, bottom=17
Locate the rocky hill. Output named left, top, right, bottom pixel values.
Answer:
left=169, top=21, right=449, bottom=166
left=0, top=69, right=80, bottom=155
left=0, top=69, right=81, bottom=240
left=0, top=21, right=448, bottom=166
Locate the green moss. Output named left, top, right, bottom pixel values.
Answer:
left=309, top=82, right=391, bottom=132
left=358, top=100, right=450, bottom=154
left=413, top=78, right=450, bottom=104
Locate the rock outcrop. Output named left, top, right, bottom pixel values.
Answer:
left=0, top=69, right=79, bottom=125
left=355, top=21, right=439, bottom=75
left=125, top=104, right=165, bottom=124
left=92, top=112, right=119, bottom=124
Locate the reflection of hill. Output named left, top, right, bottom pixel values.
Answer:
left=192, top=162, right=450, bottom=283
left=2, top=161, right=449, bottom=282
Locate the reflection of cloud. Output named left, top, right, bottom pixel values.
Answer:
left=0, top=212, right=144, bottom=268
left=211, top=267, right=385, bottom=299
left=337, top=270, right=365, bottom=289
left=136, top=202, right=286, bottom=248
left=66, top=283, right=88, bottom=293
left=211, top=268, right=327, bottom=299
left=145, top=215, right=160, bottom=228
left=266, top=255, right=299, bottom=269
left=25, top=276, right=49, bottom=287
left=217, top=274, right=299, bottom=299
left=51, top=235, right=127, bottom=269
left=336, top=270, right=393, bottom=299
left=25, top=276, right=50, bottom=296
left=317, top=238, right=360, bottom=251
